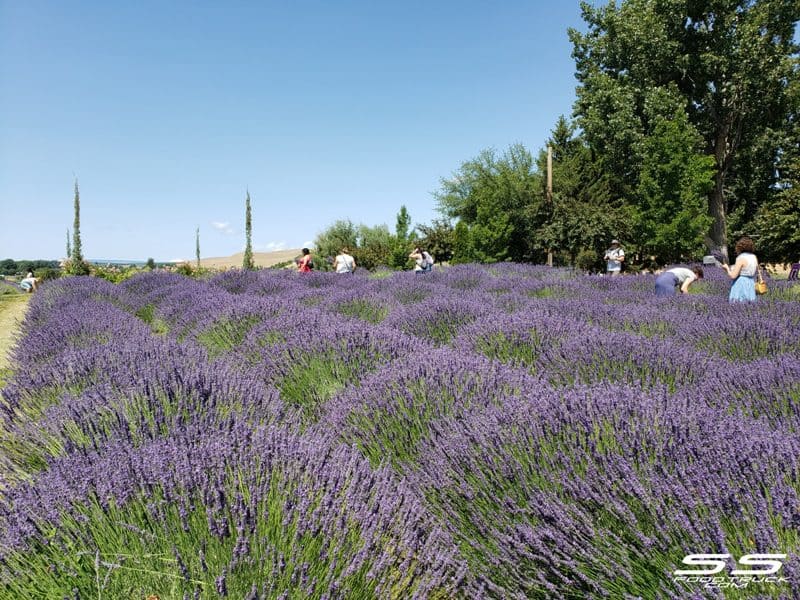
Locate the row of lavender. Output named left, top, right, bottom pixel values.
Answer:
left=1, top=265, right=799, bottom=598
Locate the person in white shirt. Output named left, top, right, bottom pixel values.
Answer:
left=20, top=271, right=38, bottom=292
left=333, top=248, right=356, bottom=274
left=421, top=250, right=434, bottom=272
left=409, top=247, right=426, bottom=274
left=603, top=240, right=625, bottom=276
left=654, top=266, right=704, bottom=296
left=409, top=247, right=434, bottom=274
left=723, top=236, right=759, bottom=303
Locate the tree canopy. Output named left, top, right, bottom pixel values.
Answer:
left=435, top=144, right=540, bottom=263
left=569, top=0, right=800, bottom=260
left=532, top=117, right=626, bottom=266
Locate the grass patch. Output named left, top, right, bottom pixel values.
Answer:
left=473, top=330, right=543, bottom=372
left=393, top=288, right=430, bottom=305
left=278, top=344, right=391, bottom=424
left=279, top=354, right=356, bottom=422
left=0, top=477, right=380, bottom=600
left=302, top=295, right=324, bottom=307
left=196, top=315, right=261, bottom=358
left=343, top=382, right=460, bottom=470
left=134, top=304, right=169, bottom=336
left=403, top=311, right=477, bottom=346
left=695, top=333, right=793, bottom=361
left=334, top=299, right=389, bottom=324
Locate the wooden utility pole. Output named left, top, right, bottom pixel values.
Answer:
left=546, top=145, right=553, bottom=267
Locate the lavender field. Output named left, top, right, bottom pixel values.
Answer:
left=1, top=265, right=799, bottom=599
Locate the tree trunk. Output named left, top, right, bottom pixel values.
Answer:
left=709, top=130, right=729, bottom=263
left=709, top=172, right=728, bottom=263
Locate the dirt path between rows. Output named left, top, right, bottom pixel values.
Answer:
left=0, top=295, right=29, bottom=375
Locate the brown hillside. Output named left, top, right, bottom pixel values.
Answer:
left=198, top=249, right=303, bottom=270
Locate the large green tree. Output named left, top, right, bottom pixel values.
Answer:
left=355, top=224, right=394, bottom=270
left=533, top=117, right=627, bottom=265
left=752, top=95, right=800, bottom=264
left=570, top=0, right=800, bottom=261
left=390, top=205, right=414, bottom=269
left=312, top=220, right=398, bottom=271
left=633, top=94, right=715, bottom=262
left=416, top=219, right=454, bottom=264
left=313, top=220, right=359, bottom=269
left=753, top=168, right=800, bottom=265
left=451, top=220, right=475, bottom=264
left=435, top=144, right=540, bottom=263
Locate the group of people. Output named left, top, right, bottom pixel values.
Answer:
left=299, top=237, right=765, bottom=303
left=296, top=246, right=434, bottom=274
left=409, top=247, right=434, bottom=274
left=296, top=247, right=358, bottom=274
left=605, top=237, right=765, bottom=303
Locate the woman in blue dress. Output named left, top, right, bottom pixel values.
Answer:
left=723, top=237, right=759, bottom=303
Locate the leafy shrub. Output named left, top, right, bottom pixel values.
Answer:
left=575, top=248, right=599, bottom=273
left=92, top=266, right=139, bottom=284
left=175, top=262, right=195, bottom=276
left=32, top=267, right=61, bottom=281
left=62, top=258, right=91, bottom=276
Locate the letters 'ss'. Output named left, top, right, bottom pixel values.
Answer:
left=674, top=554, right=786, bottom=577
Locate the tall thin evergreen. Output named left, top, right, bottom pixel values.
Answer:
left=195, top=227, right=201, bottom=269
left=72, top=180, right=83, bottom=263
left=243, top=190, right=254, bottom=270
left=66, top=229, right=71, bottom=259
left=66, top=180, right=90, bottom=275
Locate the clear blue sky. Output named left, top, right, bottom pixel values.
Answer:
left=1, top=1, right=590, bottom=261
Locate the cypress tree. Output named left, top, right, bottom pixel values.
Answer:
left=67, top=180, right=90, bottom=275
left=195, top=227, right=201, bottom=270
left=243, top=190, right=254, bottom=270
left=72, top=180, right=83, bottom=263
left=66, top=229, right=71, bottom=259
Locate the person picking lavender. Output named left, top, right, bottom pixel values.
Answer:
left=722, top=236, right=760, bottom=303
left=654, top=266, right=704, bottom=296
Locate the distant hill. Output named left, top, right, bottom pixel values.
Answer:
left=198, top=249, right=303, bottom=270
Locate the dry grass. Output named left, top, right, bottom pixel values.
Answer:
left=764, top=263, right=796, bottom=279
left=0, top=294, right=29, bottom=376
left=198, top=249, right=303, bottom=270
left=0, top=295, right=28, bottom=491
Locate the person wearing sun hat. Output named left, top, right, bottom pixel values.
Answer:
left=603, top=239, right=625, bottom=276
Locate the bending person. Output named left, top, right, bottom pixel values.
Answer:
left=654, top=266, right=703, bottom=297
left=19, top=271, right=38, bottom=293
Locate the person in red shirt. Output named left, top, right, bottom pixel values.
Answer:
left=297, top=248, right=314, bottom=273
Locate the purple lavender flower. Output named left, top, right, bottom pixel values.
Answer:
left=2, top=264, right=798, bottom=599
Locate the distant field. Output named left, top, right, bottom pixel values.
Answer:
left=199, top=249, right=302, bottom=269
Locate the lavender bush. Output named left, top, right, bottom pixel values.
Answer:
left=0, top=424, right=469, bottom=598
left=1, top=264, right=798, bottom=598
